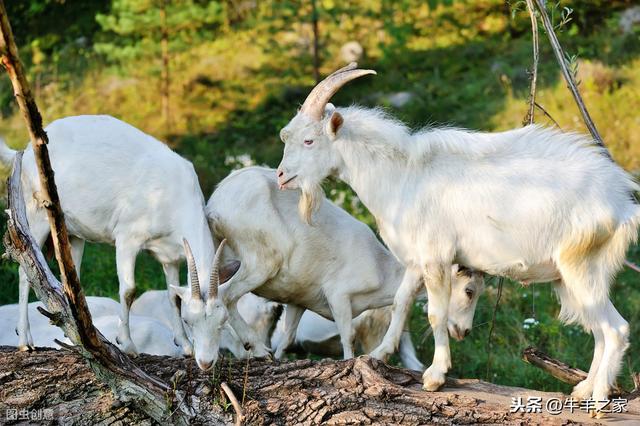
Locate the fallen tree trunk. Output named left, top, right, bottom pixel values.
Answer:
left=1, top=347, right=639, bottom=425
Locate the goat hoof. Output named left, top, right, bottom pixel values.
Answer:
left=570, top=380, right=593, bottom=401
left=116, top=338, right=139, bottom=357
left=369, top=346, right=391, bottom=362
left=422, top=366, right=446, bottom=391
left=182, top=344, right=194, bottom=357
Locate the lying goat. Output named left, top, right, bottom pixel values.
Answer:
left=272, top=264, right=483, bottom=371
left=0, top=115, right=239, bottom=370
left=206, top=167, right=483, bottom=359
left=276, top=63, right=640, bottom=413
left=0, top=298, right=181, bottom=356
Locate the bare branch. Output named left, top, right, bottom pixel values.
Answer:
left=522, top=347, right=623, bottom=394
left=485, top=277, right=504, bottom=381
left=624, top=259, right=640, bottom=274
left=523, top=0, right=539, bottom=126
left=221, top=382, right=244, bottom=426
left=532, top=0, right=611, bottom=158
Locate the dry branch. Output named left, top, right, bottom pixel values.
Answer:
left=532, top=0, right=610, bottom=158
left=221, top=382, right=244, bottom=426
left=523, top=0, right=539, bottom=126
left=522, top=347, right=587, bottom=385
left=522, top=347, right=623, bottom=395
left=624, top=259, right=640, bottom=274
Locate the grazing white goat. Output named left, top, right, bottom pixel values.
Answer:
left=0, top=298, right=181, bottom=356
left=206, top=166, right=483, bottom=359
left=132, top=290, right=280, bottom=358
left=276, top=63, right=640, bottom=413
left=272, top=264, right=483, bottom=371
left=0, top=115, right=239, bottom=370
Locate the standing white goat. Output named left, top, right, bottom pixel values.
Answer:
left=0, top=115, right=239, bottom=370
left=206, top=166, right=483, bottom=359
left=272, top=264, right=484, bottom=371
left=276, top=63, right=640, bottom=413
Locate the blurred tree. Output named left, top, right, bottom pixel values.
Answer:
left=95, top=0, right=226, bottom=135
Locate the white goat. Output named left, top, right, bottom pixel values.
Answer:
left=272, top=264, right=483, bottom=371
left=207, top=166, right=483, bottom=359
left=132, top=290, right=280, bottom=358
left=0, top=298, right=180, bottom=356
left=276, top=63, right=640, bottom=414
left=0, top=115, right=239, bottom=370
left=273, top=307, right=424, bottom=368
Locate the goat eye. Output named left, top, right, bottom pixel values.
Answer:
left=465, top=289, right=474, bottom=299
left=304, top=139, right=314, bottom=146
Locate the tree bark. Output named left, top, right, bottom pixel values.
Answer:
left=1, top=348, right=639, bottom=425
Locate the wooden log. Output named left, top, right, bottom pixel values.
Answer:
left=4, top=347, right=638, bottom=425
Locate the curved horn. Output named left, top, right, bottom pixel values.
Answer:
left=183, top=238, right=202, bottom=300
left=208, top=239, right=227, bottom=300
left=299, top=62, right=376, bottom=121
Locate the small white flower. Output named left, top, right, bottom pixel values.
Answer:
left=523, top=317, right=539, bottom=329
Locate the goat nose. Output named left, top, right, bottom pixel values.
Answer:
left=464, top=329, right=470, bottom=338
left=277, top=169, right=284, bottom=178
left=198, top=359, right=213, bottom=371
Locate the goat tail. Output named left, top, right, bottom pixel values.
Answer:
left=0, top=137, right=17, bottom=166
left=605, top=206, right=640, bottom=273
left=556, top=207, right=640, bottom=328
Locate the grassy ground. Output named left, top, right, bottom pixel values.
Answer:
left=0, top=0, right=638, bottom=392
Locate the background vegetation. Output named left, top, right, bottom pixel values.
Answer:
left=0, top=0, right=638, bottom=393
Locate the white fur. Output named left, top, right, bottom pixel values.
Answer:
left=0, top=115, right=227, bottom=370
left=132, top=290, right=279, bottom=358
left=271, top=307, right=424, bottom=371
left=278, top=104, right=640, bottom=410
left=0, top=298, right=179, bottom=356
left=271, top=267, right=483, bottom=371
left=207, top=166, right=483, bottom=360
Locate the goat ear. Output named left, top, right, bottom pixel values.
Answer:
left=219, top=260, right=241, bottom=284
left=326, top=111, right=344, bottom=140
left=170, top=285, right=189, bottom=301
left=280, top=127, right=291, bottom=143
left=323, top=102, right=336, bottom=118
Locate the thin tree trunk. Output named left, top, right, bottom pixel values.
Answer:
left=311, top=0, right=320, bottom=83
left=0, top=3, right=195, bottom=423
left=160, top=0, right=171, bottom=135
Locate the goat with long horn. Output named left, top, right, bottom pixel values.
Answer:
left=277, top=63, right=639, bottom=418
left=172, top=239, right=236, bottom=371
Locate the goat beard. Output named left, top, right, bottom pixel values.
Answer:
left=298, top=181, right=324, bottom=224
